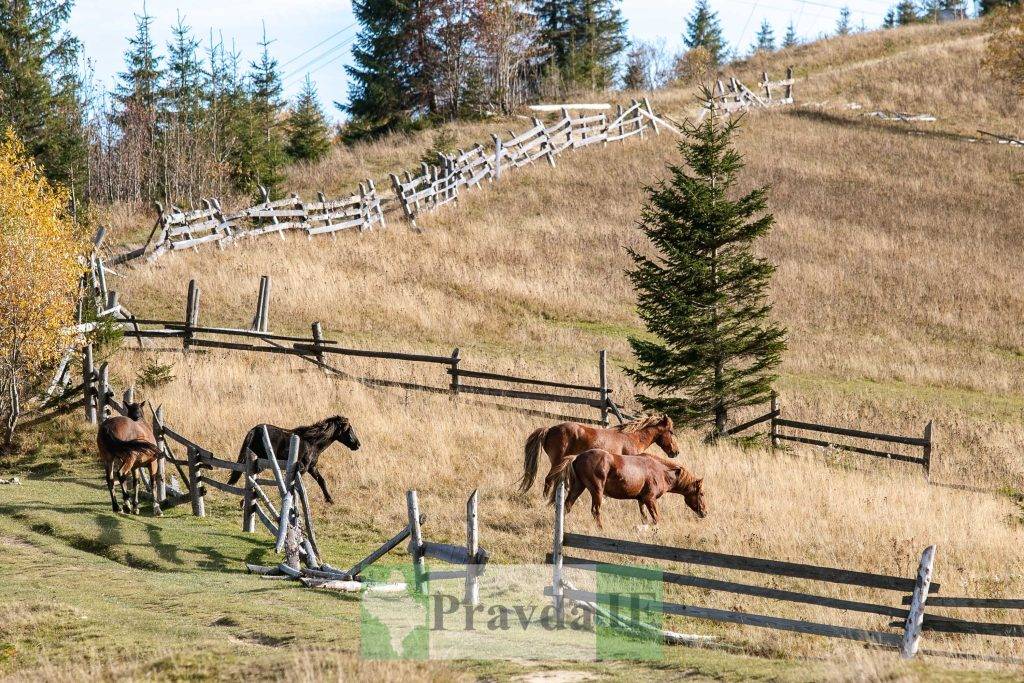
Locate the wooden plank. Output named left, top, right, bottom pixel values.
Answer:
left=407, top=490, right=425, bottom=587
left=448, top=367, right=602, bottom=393
left=553, top=555, right=910, bottom=618
left=202, top=477, right=247, bottom=497
left=188, top=338, right=309, bottom=356
left=292, top=343, right=453, bottom=365
left=774, top=418, right=929, bottom=447
left=347, top=524, right=414, bottom=578
left=552, top=482, right=566, bottom=617
left=421, top=542, right=473, bottom=565
left=529, top=103, right=611, bottom=112
left=198, top=453, right=246, bottom=472
left=560, top=587, right=901, bottom=647
left=562, top=534, right=930, bottom=592
left=456, top=384, right=604, bottom=408
left=775, top=434, right=924, bottom=464
left=918, top=616, right=1024, bottom=637
left=162, top=323, right=335, bottom=345
left=725, top=409, right=779, bottom=436
left=904, top=596, right=1024, bottom=609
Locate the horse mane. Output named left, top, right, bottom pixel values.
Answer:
left=612, top=414, right=666, bottom=433
left=293, top=416, right=343, bottom=443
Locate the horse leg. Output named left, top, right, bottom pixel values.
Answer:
left=308, top=466, right=334, bottom=504
left=131, top=471, right=141, bottom=515
left=586, top=482, right=604, bottom=529
left=565, top=475, right=586, bottom=514
left=637, top=500, right=648, bottom=524
left=104, top=461, right=121, bottom=513
left=644, top=499, right=660, bottom=525
left=149, top=460, right=162, bottom=517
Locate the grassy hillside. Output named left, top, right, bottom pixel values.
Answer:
left=6, top=17, right=1024, bottom=680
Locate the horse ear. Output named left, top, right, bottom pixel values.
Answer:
left=660, top=415, right=671, bottom=426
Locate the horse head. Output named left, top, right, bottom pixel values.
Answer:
left=671, top=472, right=706, bottom=518
left=652, top=415, right=681, bottom=458
left=125, top=400, right=146, bottom=421
left=330, top=416, right=361, bottom=451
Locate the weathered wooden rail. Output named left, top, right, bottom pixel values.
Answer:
left=728, top=392, right=933, bottom=477
left=698, top=68, right=795, bottom=121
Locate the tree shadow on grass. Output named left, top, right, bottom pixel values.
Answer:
left=785, top=108, right=978, bottom=145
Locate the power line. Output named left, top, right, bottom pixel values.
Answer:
left=718, top=0, right=886, bottom=18
left=282, top=33, right=358, bottom=84
left=279, top=20, right=359, bottom=71
left=282, top=35, right=358, bottom=90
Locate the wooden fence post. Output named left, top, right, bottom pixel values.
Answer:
left=616, top=104, right=624, bottom=138
left=252, top=276, right=267, bottom=331
left=105, top=291, right=118, bottom=315
left=785, top=66, right=794, bottom=101
left=552, top=481, right=565, bottom=621
left=97, top=362, right=109, bottom=420
left=184, top=279, right=199, bottom=350
left=407, top=490, right=425, bottom=591
left=762, top=71, right=771, bottom=101
left=83, top=344, right=96, bottom=424
left=367, top=179, right=385, bottom=228
left=450, top=348, right=461, bottom=394
left=770, top=391, right=779, bottom=449
left=311, top=322, right=325, bottom=365
left=153, top=406, right=166, bottom=503
left=599, top=350, right=609, bottom=427
left=534, top=117, right=555, bottom=167
left=275, top=435, right=299, bottom=554
left=923, top=421, right=933, bottom=480
left=465, top=489, right=480, bottom=606
left=492, top=134, right=503, bottom=179
left=187, top=445, right=206, bottom=517
left=901, top=545, right=936, bottom=659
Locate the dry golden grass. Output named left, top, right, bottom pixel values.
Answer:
left=100, top=19, right=1024, bottom=672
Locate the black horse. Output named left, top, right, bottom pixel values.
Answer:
left=226, top=415, right=360, bottom=503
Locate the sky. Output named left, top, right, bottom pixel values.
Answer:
left=69, top=1, right=895, bottom=120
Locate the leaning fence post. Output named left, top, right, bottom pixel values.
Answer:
left=259, top=276, right=271, bottom=332
left=465, top=489, right=480, bottom=607
left=599, top=350, right=609, bottom=426
left=770, top=390, right=779, bottom=449
left=643, top=97, right=658, bottom=135
left=407, top=490, right=425, bottom=590
left=252, top=275, right=267, bottom=331
left=187, top=445, right=206, bottom=517
left=83, top=344, right=96, bottom=424
left=922, top=420, right=933, bottom=480
left=450, top=348, right=461, bottom=394
left=275, top=435, right=299, bottom=553
left=97, top=362, right=109, bottom=420
left=552, top=481, right=565, bottom=622
left=784, top=65, right=794, bottom=101
left=901, top=545, right=936, bottom=659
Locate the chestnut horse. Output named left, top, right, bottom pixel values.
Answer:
left=552, top=448, right=706, bottom=527
left=96, top=401, right=163, bottom=516
left=519, top=415, right=681, bottom=501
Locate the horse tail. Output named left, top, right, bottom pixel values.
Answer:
left=227, top=429, right=255, bottom=486
left=546, top=452, right=577, bottom=506
left=518, top=427, right=548, bottom=494
left=98, top=421, right=159, bottom=463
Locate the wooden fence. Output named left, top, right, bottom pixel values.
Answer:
left=727, top=392, right=933, bottom=477
left=104, top=273, right=624, bottom=425
left=105, top=99, right=676, bottom=263
left=698, top=68, right=795, bottom=121
left=549, top=484, right=939, bottom=657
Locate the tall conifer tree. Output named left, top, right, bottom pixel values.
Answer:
left=753, top=20, right=775, bottom=52
left=627, top=96, right=786, bottom=439
left=684, top=0, right=726, bottom=66
left=782, top=21, right=799, bottom=47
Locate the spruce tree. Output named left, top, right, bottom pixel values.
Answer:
left=627, top=96, right=786, bottom=439
left=286, top=77, right=332, bottom=162
left=883, top=8, right=898, bottom=28
left=0, top=0, right=88, bottom=200
left=622, top=43, right=650, bottom=91
left=836, top=6, right=853, bottom=35
left=980, top=0, right=1020, bottom=13
left=115, top=6, right=163, bottom=113
left=684, top=0, right=726, bottom=66
left=165, top=12, right=203, bottom=116
left=752, top=20, right=775, bottom=52
left=896, top=0, right=919, bottom=24
left=782, top=21, right=799, bottom=47
left=534, top=0, right=626, bottom=92
left=235, top=27, right=287, bottom=198
left=343, top=0, right=418, bottom=137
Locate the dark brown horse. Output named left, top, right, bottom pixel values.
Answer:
left=97, top=401, right=163, bottom=515
left=226, top=416, right=360, bottom=504
left=553, top=448, right=706, bottom=527
left=519, top=415, right=681, bottom=500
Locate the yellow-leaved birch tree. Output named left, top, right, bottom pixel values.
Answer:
left=0, top=129, right=84, bottom=448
